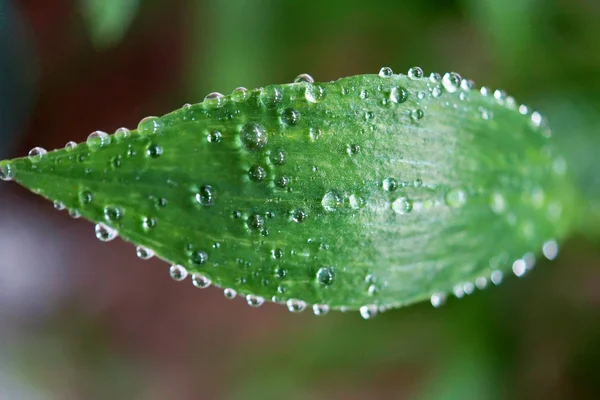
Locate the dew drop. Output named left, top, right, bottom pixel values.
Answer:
left=429, top=72, right=441, bottom=82
left=0, top=164, right=14, bottom=181
left=95, top=223, right=117, bottom=242
left=346, top=144, right=360, bottom=156
left=512, top=259, right=527, bottom=277
left=291, top=209, right=306, bottom=223
left=445, top=189, right=467, bottom=208
left=53, top=201, right=65, bottom=211
left=382, top=178, right=398, bottom=192
left=87, top=131, right=110, bottom=149
left=204, top=92, right=224, bottom=104
left=431, top=86, right=442, bottom=98
left=490, top=270, right=503, bottom=285
left=190, top=250, right=208, bottom=266
left=240, top=122, right=268, bottom=151
left=232, top=87, right=249, bottom=101
left=270, top=149, right=286, bottom=165
left=392, top=197, right=413, bottom=214
left=305, top=85, right=325, bottom=103
left=430, top=292, right=446, bottom=308
left=480, top=87, right=490, bottom=96
left=272, top=248, right=284, bottom=260
left=313, top=304, right=330, bottom=316
left=146, top=144, right=163, bottom=158
left=286, top=299, right=307, bottom=313
left=321, top=191, right=343, bottom=212
left=359, top=89, right=369, bottom=100
left=136, top=246, right=154, bottom=260
left=248, top=165, right=267, bottom=182
left=281, top=108, right=300, bottom=126
left=365, top=111, right=375, bottom=120
left=79, top=190, right=93, bottom=205
left=247, top=213, right=265, bottom=231
left=316, top=267, right=334, bottom=285
left=441, top=72, right=462, bottom=93
left=195, top=185, right=215, bottom=206
left=142, top=216, right=157, bottom=230
left=138, top=117, right=161, bottom=135
left=207, top=130, right=222, bottom=143
left=294, top=73, right=314, bottom=83
left=28, top=147, right=47, bottom=162
left=463, top=282, right=475, bottom=295
left=389, top=87, right=408, bottom=103
left=308, top=127, right=323, bottom=141
left=69, top=209, right=81, bottom=219
left=169, top=264, right=188, bottom=281
left=64, top=141, right=77, bottom=150
left=519, top=104, right=529, bottom=115
left=114, top=127, right=130, bottom=141
left=349, top=194, right=366, bottom=209
left=275, top=175, right=290, bottom=188
left=407, top=66, right=423, bottom=80
left=246, top=294, right=265, bottom=307
left=542, top=240, right=559, bottom=260
left=475, top=277, right=488, bottom=290
left=103, top=206, right=122, bottom=222
left=410, top=109, right=424, bottom=120
left=490, top=192, right=506, bottom=214
left=359, top=304, right=378, bottom=320
left=224, top=288, right=237, bottom=299
left=378, top=66, right=393, bottom=77
left=192, top=273, right=211, bottom=289
left=460, top=79, right=475, bottom=91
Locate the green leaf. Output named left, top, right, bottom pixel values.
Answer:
left=0, top=69, right=580, bottom=317
left=81, top=0, right=140, bottom=49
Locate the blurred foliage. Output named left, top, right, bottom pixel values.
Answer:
left=2, top=0, right=600, bottom=399
left=80, top=0, right=140, bottom=49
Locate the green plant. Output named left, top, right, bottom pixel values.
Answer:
left=0, top=68, right=580, bottom=318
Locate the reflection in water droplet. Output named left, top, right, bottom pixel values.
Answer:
left=270, top=149, right=286, bottom=165
left=138, top=117, right=161, bottom=134
left=87, top=131, right=110, bottom=149
left=196, top=185, right=215, bottom=206
left=169, top=264, right=188, bottom=281
left=65, top=141, right=77, bottom=150
left=95, top=223, right=117, bottom=242
left=190, top=250, right=209, bottom=266
left=28, top=147, right=47, bottom=162
left=224, top=288, right=237, bottom=299
left=114, top=127, right=130, bottom=141
left=0, top=164, right=14, bottom=181
left=281, top=108, right=300, bottom=125
left=383, top=178, right=398, bottom=192
left=247, top=213, right=265, bottom=230
left=136, top=246, right=154, bottom=260
left=104, top=206, right=122, bottom=222
left=248, top=165, right=267, bottom=182
left=316, top=267, right=334, bottom=285
left=392, top=197, right=413, bottom=214
left=207, top=130, right=222, bottom=143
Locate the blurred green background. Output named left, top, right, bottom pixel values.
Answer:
left=1, top=0, right=599, bottom=399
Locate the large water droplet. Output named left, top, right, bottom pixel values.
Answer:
left=246, top=294, right=265, bottom=307
left=286, top=299, right=307, bottom=313
left=392, top=197, right=413, bottom=214
left=378, top=67, right=393, bottom=77
left=389, top=87, right=408, bottom=103
left=87, top=131, right=110, bottom=149
left=28, top=147, right=47, bottom=162
left=192, top=273, right=211, bottom=289
left=240, top=122, right=268, bottom=151
left=114, top=127, right=130, bottom=141
left=259, top=87, right=283, bottom=108
left=196, top=185, right=215, bottom=206
left=0, top=164, right=14, bottom=181
left=430, top=292, right=446, bottom=308
left=95, top=223, right=117, bottom=242
left=305, top=85, right=325, bottom=103
left=313, top=304, right=330, bottom=316
left=316, top=267, right=334, bottom=285
left=321, top=191, right=343, bottom=212
left=169, top=264, right=188, bottom=281
left=204, top=92, right=224, bottom=104
left=136, top=246, right=154, bottom=260
left=359, top=304, right=378, bottom=320
left=407, top=67, right=423, bottom=80
left=442, top=72, right=462, bottom=93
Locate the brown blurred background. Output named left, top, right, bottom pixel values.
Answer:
left=1, top=0, right=600, bottom=399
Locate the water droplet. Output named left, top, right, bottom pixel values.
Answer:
left=169, top=264, right=188, bottom=281
left=142, top=217, right=157, bottom=230
left=275, top=175, right=290, bottom=188
left=367, top=284, right=379, bottom=296
left=512, top=259, right=527, bottom=277
left=461, top=79, right=475, bottom=91
left=445, top=189, right=467, bottom=207
left=321, top=191, right=343, bottom=212
left=240, top=122, right=268, bottom=151
left=69, top=209, right=81, bottom=219
left=359, top=89, right=369, bottom=100
left=392, top=197, right=413, bottom=214
left=308, top=127, right=323, bottom=141
left=87, top=131, right=110, bottom=149
left=272, top=248, right=284, bottom=260
left=224, top=288, right=237, bottom=299
left=192, top=273, right=211, bottom=288
left=480, top=86, right=490, bottom=96
left=407, top=67, right=423, bottom=80
left=204, top=92, right=224, bottom=104
left=281, top=108, right=300, bottom=126
left=64, top=141, right=77, bottom=150
left=382, top=178, right=398, bottom=192
left=248, top=165, right=267, bottom=182
left=441, top=72, right=461, bottom=93
left=493, top=89, right=506, bottom=102
left=294, top=73, right=314, bottom=83
left=378, top=67, right=393, bottom=77
left=136, top=246, right=154, bottom=260
left=103, top=206, right=122, bottom=222
left=365, top=111, right=375, bottom=120
left=247, top=213, right=265, bottom=231
left=286, top=299, right=307, bottom=312
left=270, top=149, right=286, bottom=165
left=291, top=209, right=306, bottom=223
left=530, top=111, right=543, bottom=128
left=114, top=127, right=130, bottom=141
left=95, top=223, right=117, bottom=242
left=542, top=240, right=559, bottom=260
left=232, top=87, right=249, bottom=101
left=359, top=304, right=378, bottom=319
left=490, top=270, right=503, bottom=285
left=431, top=86, right=442, bottom=97
left=490, top=192, right=506, bottom=214
left=389, top=87, right=408, bottom=103
left=53, top=201, right=65, bottom=211
left=207, top=130, right=222, bottom=143
left=138, top=117, right=162, bottom=135
left=0, top=164, right=14, bottom=181
left=346, top=144, right=360, bottom=156
left=410, top=109, right=424, bottom=120
left=28, top=147, right=47, bottom=162
left=417, top=91, right=426, bottom=100
left=430, top=292, right=446, bottom=308
left=190, top=250, right=208, bottom=266
left=146, top=144, right=163, bottom=158
left=313, top=304, right=330, bottom=316
left=463, top=282, right=475, bottom=295
left=475, top=277, right=488, bottom=289
left=349, top=194, right=366, bottom=209
left=316, top=267, right=334, bottom=285
left=246, top=294, right=265, bottom=307
left=429, top=72, right=441, bottom=82
left=305, top=85, right=325, bottom=103
left=194, top=185, right=215, bottom=206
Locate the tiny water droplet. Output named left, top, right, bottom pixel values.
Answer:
left=378, top=66, right=393, bottom=77
left=430, top=293, right=446, bottom=308
left=53, top=201, right=65, bottom=211
left=270, top=149, right=286, bottom=165
left=64, top=141, right=77, bottom=150
left=313, top=304, right=330, bottom=316
left=460, top=79, right=475, bottom=91
left=294, top=73, right=314, bottom=83
left=480, top=87, right=490, bottom=96
left=247, top=213, right=265, bottom=230
left=281, top=108, right=300, bottom=126
left=192, top=273, right=211, bottom=288
left=248, top=165, right=267, bottom=182
left=224, top=288, right=237, bottom=299
left=28, top=147, right=47, bottom=162
left=240, top=122, right=268, bottom=151
left=308, top=127, right=323, bottom=141
left=360, top=304, right=378, bottom=320
left=519, top=104, right=529, bottom=115
left=196, top=185, right=215, bottom=206
left=207, top=130, right=222, bottom=143
left=431, top=86, right=442, bottom=97
left=246, top=294, right=265, bottom=307
left=103, top=206, right=122, bottom=222
left=169, top=264, right=188, bottom=281
left=346, top=144, right=360, bottom=155
left=359, top=89, right=369, bottom=99
left=142, top=216, right=157, bottom=230
left=389, top=87, right=408, bottom=103
left=146, top=144, right=163, bottom=158
left=429, top=72, right=441, bottom=82
left=0, top=164, right=14, bottom=181
left=305, top=85, right=325, bottom=103
left=321, top=191, right=343, bottom=212
left=286, top=299, right=307, bottom=313
left=69, top=209, right=81, bottom=219
left=87, top=131, right=110, bottom=149
left=136, top=246, right=154, bottom=260
left=190, top=250, right=208, bottom=266
left=275, top=175, right=290, bottom=188
left=407, top=67, right=423, bottom=79
left=316, top=267, right=334, bottom=285
left=95, top=223, right=117, bottom=242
